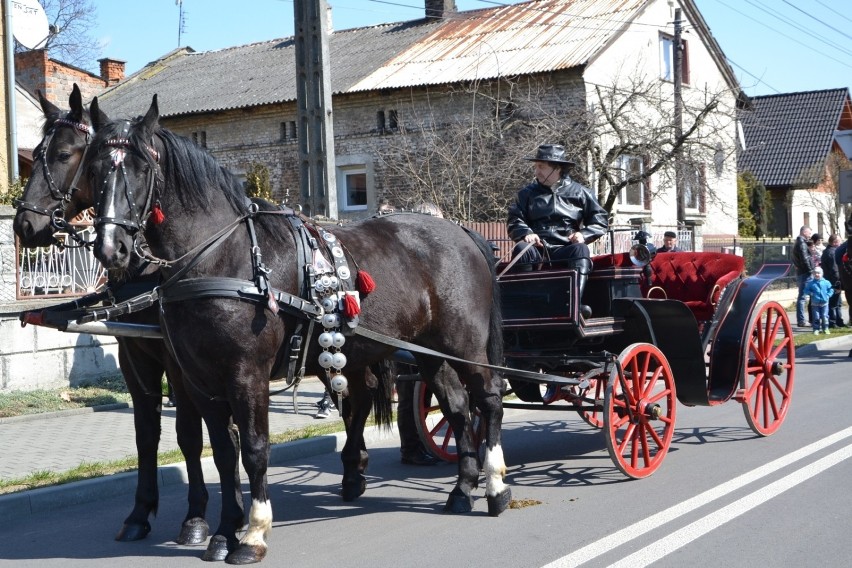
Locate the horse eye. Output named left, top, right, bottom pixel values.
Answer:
left=57, top=151, right=72, bottom=162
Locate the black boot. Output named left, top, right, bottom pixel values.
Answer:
left=568, top=258, right=593, bottom=319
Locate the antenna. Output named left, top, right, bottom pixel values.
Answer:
left=11, top=0, right=50, bottom=50
left=176, top=0, right=186, bottom=47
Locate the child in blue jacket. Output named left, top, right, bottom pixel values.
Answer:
left=804, top=267, right=835, bottom=334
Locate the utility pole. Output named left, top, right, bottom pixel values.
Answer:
left=673, top=6, right=685, bottom=227
left=294, top=0, right=338, bottom=219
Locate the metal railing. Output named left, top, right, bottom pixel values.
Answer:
left=15, top=225, right=107, bottom=299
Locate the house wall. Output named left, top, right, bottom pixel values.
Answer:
left=0, top=207, right=120, bottom=393
left=162, top=72, right=587, bottom=222
left=14, top=50, right=108, bottom=106
left=583, top=0, right=739, bottom=239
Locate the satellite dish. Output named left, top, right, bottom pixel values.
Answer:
left=11, top=0, right=50, bottom=50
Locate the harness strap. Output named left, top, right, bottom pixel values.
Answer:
left=351, top=326, right=588, bottom=386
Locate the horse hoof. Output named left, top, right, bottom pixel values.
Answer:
left=341, top=479, right=366, bottom=502
left=225, top=543, right=267, bottom=565
left=443, top=488, right=473, bottom=514
left=176, top=517, right=209, bottom=545
left=487, top=487, right=512, bottom=517
left=202, top=535, right=232, bottom=562
left=115, top=521, right=151, bottom=541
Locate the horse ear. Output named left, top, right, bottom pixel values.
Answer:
left=37, top=89, right=61, bottom=121
left=68, top=83, right=83, bottom=122
left=90, top=97, right=110, bottom=132
left=141, top=94, right=160, bottom=136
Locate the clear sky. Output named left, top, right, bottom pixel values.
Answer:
left=87, top=0, right=851, bottom=98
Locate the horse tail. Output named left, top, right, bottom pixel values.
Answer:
left=370, top=360, right=395, bottom=428
left=463, top=228, right=504, bottom=366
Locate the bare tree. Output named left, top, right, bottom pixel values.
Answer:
left=15, top=0, right=99, bottom=71
left=376, top=72, right=736, bottom=224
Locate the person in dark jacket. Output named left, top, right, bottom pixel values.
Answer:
left=507, top=144, right=608, bottom=276
left=822, top=234, right=845, bottom=328
left=507, top=144, right=608, bottom=403
left=791, top=225, right=814, bottom=327
left=658, top=231, right=682, bottom=252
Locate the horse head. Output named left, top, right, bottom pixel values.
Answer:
left=13, top=84, right=97, bottom=247
left=89, top=95, right=163, bottom=271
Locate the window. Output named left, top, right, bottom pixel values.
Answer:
left=280, top=121, right=297, bottom=141
left=615, top=154, right=647, bottom=208
left=376, top=109, right=398, bottom=133
left=684, top=162, right=705, bottom=212
left=660, top=34, right=689, bottom=84
left=803, top=212, right=810, bottom=228
left=192, top=131, right=207, bottom=148
left=337, top=166, right=368, bottom=211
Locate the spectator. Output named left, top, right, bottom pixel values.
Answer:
left=810, top=234, right=823, bottom=266
left=791, top=225, right=814, bottom=327
left=658, top=231, right=682, bottom=253
left=822, top=234, right=845, bottom=328
left=804, top=267, right=835, bottom=334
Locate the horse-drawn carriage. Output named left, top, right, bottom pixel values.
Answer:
left=12, top=87, right=795, bottom=563
left=412, top=243, right=794, bottom=479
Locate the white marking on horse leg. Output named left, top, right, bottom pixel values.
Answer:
left=240, top=498, right=272, bottom=548
left=484, top=444, right=508, bottom=497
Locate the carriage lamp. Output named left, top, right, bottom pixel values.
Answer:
left=629, top=230, right=657, bottom=267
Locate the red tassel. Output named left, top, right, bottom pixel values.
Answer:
left=150, top=203, right=165, bottom=225
left=343, top=293, right=361, bottom=318
left=357, top=270, right=376, bottom=294
left=844, top=253, right=849, bottom=264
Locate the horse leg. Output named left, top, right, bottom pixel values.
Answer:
left=340, top=369, right=373, bottom=502
left=199, top=402, right=246, bottom=562
left=167, top=358, right=210, bottom=545
left=114, top=339, right=162, bottom=542
left=219, top=378, right=272, bottom=565
left=465, top=367, right=511, bottom=517
left=418, top=359, right=482, bottom=514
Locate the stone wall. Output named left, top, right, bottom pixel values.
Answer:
left=0, top=207, right=119, bottom=393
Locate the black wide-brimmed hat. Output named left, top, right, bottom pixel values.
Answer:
left=525, top=144, right=575, bottom=166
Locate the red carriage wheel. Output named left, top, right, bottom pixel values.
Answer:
left=603, top=343, right=677, bottom=479
left=739, top=301, right=795, bottom=436
left=570, top=372, right=606, bottom=428
left=413, top=380, right=484, bottom=463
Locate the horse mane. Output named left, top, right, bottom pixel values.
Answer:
left=153, top=128, right=249, bottom=214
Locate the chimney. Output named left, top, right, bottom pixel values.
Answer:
left=98, top=58, right=126, bottom=85
left=425, top=0, right=457, bottom=20
left=327, top=5, right=333, bottom=33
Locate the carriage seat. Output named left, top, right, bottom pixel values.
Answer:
left=640, top=252, right=745, bottom=322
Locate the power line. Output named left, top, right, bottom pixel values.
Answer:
left=781, top=0, right=852, bottom=43
left=813, top=0, right=852, bottom=26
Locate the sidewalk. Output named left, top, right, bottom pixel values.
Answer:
left=0, top=376, right=402, bottom=523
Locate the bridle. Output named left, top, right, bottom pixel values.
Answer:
left=13, top=117, right=94, bottom=246
left=94, top=120, right=162, bottom=249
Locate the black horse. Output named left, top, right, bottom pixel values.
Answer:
left=12, top=85, right=232, bottom=545
left=87, top=95, right=510, bottom=563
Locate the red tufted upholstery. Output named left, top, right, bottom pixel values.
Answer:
left=640, top=252, right=745, bottom=321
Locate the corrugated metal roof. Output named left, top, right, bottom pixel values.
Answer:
left=350, top=0, right=645, bottom=92
left=97, top=0, right=647, bottom=119
left=738, top=88, right=851, bottom=188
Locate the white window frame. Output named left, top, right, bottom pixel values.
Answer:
left=615, top=154, right=646, bottom=209
left=336, top=165, right=369, bottom=212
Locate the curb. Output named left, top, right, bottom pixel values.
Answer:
left=0, top=424, right=397, bottom=524
left=0, top=402, right=130, bottom=425
left=796, top=334, right=852, bottom=355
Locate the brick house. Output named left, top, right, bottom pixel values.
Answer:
left=95, top=0, right=743, bottom=243
left=738, top=88, right=852, bottom=237
left=13, top=49, right=125, bottom=176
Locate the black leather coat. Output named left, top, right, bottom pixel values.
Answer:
left=507, top=177, right=608, bottom=247
left=791, top=235, right=813, bottom=275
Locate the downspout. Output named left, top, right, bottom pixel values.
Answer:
left=3, top=0, right=19, bottom=182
